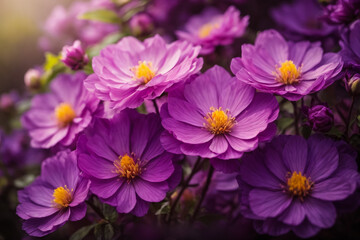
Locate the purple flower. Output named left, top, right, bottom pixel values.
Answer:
left=160, top=65, right=279, bottom=160
left=85, top=35, right=203, bottom=111
left=305, top=105, right=334, bottom=132
left=40, top=1, right=119, bottom=51
left=271, top=0, right=336, bottom=41
left=231, top=29, right=343, bottom=101
left=344, top=71, right=360, bottom=95
left=0, top=91, right=19, bottom=111
left=340, top=20, right=360, bottom=71
left=16, top=150, right=90, bottom=237
left=237, top=135, right=359, bottom=238
left=0, top=130, right=48, bottom=169
left=22, top=72, right=100, bottom=148
left=129, top=13, right=154, bottom=36
left=176, top=6, right=249, bottom=55
left=77, top=109, right=175, bottom=216
left=61, top=40, right=89, bottom=70
left=322, top=0, right=360, bottom=25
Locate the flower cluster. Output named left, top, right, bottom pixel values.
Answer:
left=0, top=0, right=359, bottom=239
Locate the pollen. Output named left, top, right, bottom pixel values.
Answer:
left=52, top=185, right=73, bottom=208
left=55, top=103, right=76, bottom=127
left=198, top=23, right=219, bottom=38
left=131, top=61, right=156, bottom=84
left=204, top=107, right=236, bottom=135
left=114, top=154, right=141, bottom=181
left=275, top=60, right=301, bottom=85
left=286, top=171, right=313, bottom=200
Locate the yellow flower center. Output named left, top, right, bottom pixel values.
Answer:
left=55, top=103, right=76, bottom=127
left=198, top=23, right=220, bottom=38
left=114, top=154, right=141, bottom=181
left=286, top=171, right=313, bottom=199
left=275, top=60, right=301, bottom=85
left=204, top=107, right=236, bottom=135
left=131, top=61, right=156, bottom=84
left=52, top=185, right=73, bottom=208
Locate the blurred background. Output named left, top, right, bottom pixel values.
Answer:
left=0, top=0, right=72, bottom=93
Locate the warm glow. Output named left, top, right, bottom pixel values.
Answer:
left=198, top=23, right=219, bottom=38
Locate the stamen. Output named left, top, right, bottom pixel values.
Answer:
left=55, top=103, right=76, bottom=127
left=204, top=107, right=235, bottom=135
left=52, top=185, right=73, bottom=208
left=274, top=60, right=301, bottom=85
left=113, top=154, right=141, bottom=182
left=131, top=61, right=156, bottom=84
left=198, top=22, right=220, bottom=38
left=285, top=171, right=313, bottom=200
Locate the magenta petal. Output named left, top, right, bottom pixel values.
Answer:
left=78, top=153, right=118, bottom=179
left=292, top=219, right=321, bottom=238
left=210, top=158, right=240, bottom=173
left=209, top=135, right=228, bottom=154
left=306, top=135, right=339, bottom=182
left=116, top=183, right=136, bottom=213
left=38, top=208, right=71, bottom=231
left=303, top=197, right=336, bottom=228
left=249, top=189, right=292, bottom=218
left=141, top=153, right=174, bottom=182
left=278, top=199, right=305, bottom=225
left=168, top=97, right=204, bottom=127
left=311, top=171, right=357, bottom=201
left=160, top=131, right=182, bottom=154
left=253, top=219, right=291, bottom=236
left=69, top=203, right=87, bottom=221
left=17, top=202, right=58, bottom=219
left=162, top=118, right=213, bottom=144
left=282, top=135, right=308, bottom=173
left=90, top=178, right=123, bottom=199
left=133, top=178, right=168, bottom=202
left=130, top=197, right=150, bottom=217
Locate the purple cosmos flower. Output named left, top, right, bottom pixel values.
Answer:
left=40, top=0, right=118, bottom=51
left=22, top=72, right=100, bottom=148
left=0, top=91, right=19, bottom=111
left=129, top=13, right=154, bottom=36
left=322, top=0, right=360, bottom=25
left=85, top=35, right=203, bottom=111
left=77, top=109, right=175, bottom=216
left=16, top=150, right=90, bottom=237
left=340, top=20, right=360, bottom=71
left=160, top=65, right=278, bottom=160
left=176, top=6, right=249, bottom=55
left=237, top=135, right=359, bottom=238
left=61, top=40, right=89, bottom=70
left=231, top=29, right=343, bottom=101
left=271, top=0, right=336, bottom=41
left=305, top=105, right=334, bottom=132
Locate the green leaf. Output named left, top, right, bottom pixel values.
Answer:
left=79, top=9, right=121, bottom=24
left=69, top=224, right=97, bottom=240
left=326, top=126, right=343, bottom=138
left=102, top=204, right=118, bottom=223
left=87, top=33, right=124, bottom=58
left=155, top=201, right=170, bottom=215
left=94, top=223, right=114, bottom=240
left=277, top=117, right=294, bottom=131
left=44, top=53, right=61, bottom=71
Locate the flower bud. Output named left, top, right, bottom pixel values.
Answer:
left=24, top=68, right=42, bottom=90
left=130, top=13, right=154, bottom=36
left=61, top=40, right=89, bottom=70
left=348, top=73, right=360, bottom=96
left=0, top=92, right=18, bottom=111
left=307, top=105, right=334, bottom=132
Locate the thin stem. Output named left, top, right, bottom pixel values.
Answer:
left=191, top=165, right=214, bottom=223
left=86, top=197, right=107, bottom=222
left=292, top=101, right=300, bottom=135
left=345, top=96, right=356, bottom=140
left=166, top=157, right=202, bottom=223
left=152, top=99, right=160, bottom=115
